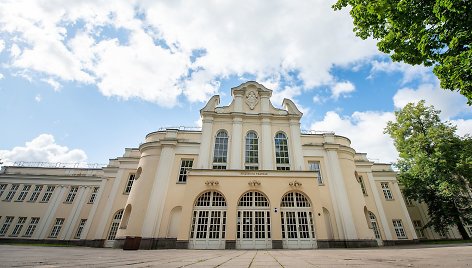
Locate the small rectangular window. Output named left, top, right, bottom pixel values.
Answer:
left=178, top=159, right=193, bottom=183
left=308, top=161, right=323, bottom=185
left=65, top=186, right=79, bottom=203
left=212, top=165, right=227, bottom=170
left=41, top=186, right=55, bottom=202
left=10, top=217, right=27, bottom=236
left=29, top=185, right=43, bottom=202
left=75, top=219, right=87, bottom=239
left=0, top=216, right=14, bottom=236
left=16, top=185, right=31, bottom=202
left=124, top=174, right=136, bottom=194
left=49, top=218, right=65, bottom=238
left=276, top=166, right=290, bottom=171
left=23, top=217, right=40, bottom=237
left=4, top=184, right=19, bottom=201
left=381, top=182, right=393, bottom=200
left=392, top=219, right=407, bottom=239
left=88, top=187, right=99, bottom=203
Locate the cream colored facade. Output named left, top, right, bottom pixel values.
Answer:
left=1, top=81, right=446, bottom=249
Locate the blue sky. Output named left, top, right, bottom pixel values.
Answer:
left=0, top=1, right=471, bottom=166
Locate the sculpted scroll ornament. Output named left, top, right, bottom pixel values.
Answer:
left=245, top=90, right=259, bottom=110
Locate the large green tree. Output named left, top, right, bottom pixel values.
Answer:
left=333, top=0, right=472, bottom=104
left=385, top=101, right=472, bottom=239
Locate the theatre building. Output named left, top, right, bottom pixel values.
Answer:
left=1, top=81, right=429, bottom=249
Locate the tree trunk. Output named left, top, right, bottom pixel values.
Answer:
left=453, top=206, right=471, bottom=240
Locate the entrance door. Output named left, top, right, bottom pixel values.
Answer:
left=104, top=209, right=123, bottom=248
left=280, top=192, right=316, bottom=249
left=237, top=191, right=271, bottom=249
left=189, top=191, right=227, bottom=249
left=369, top=211, right=383, bottom=246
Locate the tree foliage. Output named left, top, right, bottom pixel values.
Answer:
left=333, top=0, right=472, bottom=104
left=385, top=101, right=472, bottom=239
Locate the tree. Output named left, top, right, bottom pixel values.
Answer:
left=333, top=0, right=472, bottom=104
left=385, top=101, right=472, bottom=239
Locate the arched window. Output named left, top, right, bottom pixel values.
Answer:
left=245, top=131, right=259, bottom=170
left=280, top=192, right=316, bottom=248
left=275, top=132, right=290, bottom=170
left=213, top=130, right=228, bottom=169
left=107, top=209, right=123, bottom=241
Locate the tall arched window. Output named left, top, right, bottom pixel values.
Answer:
left=245, top=131, right=259, bottom=170
left=213, top=130, right=228, bottom=169
left=275, top=132, right=290, bottom=170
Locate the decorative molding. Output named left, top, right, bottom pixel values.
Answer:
left=248, top=180, right=261, bottom=187
left=205, top=180, right=219, bottom=187
left=289, top=180, right=302, bottom=188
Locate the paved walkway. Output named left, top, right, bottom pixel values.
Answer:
left=0, top=244, right=471, bottom=267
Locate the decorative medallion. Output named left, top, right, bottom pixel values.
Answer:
left=245, top=90, right=259, bottom=110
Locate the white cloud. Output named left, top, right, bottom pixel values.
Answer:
left=35, top=94, right=41, bottom=102
left=0, top=39, right=4, bottom=53
left=369, top=60, right=432, bottom=84
left=451, top=119, right=472, bottom=137
left=311, top=111, right=397, bottom=163
left=0, top=73, right=4, bottom=80
left=41, top=78, right=61, bottom=91
left=0, top=134, right=87, bottom=165
left=393, top=82, right=470, bottom=119
left=331, top=81, right=355, bottom=99
left=0, top=0, right=380, bottom=107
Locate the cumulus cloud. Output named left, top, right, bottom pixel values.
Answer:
left=331, top=81, right=355, bottom=99
left=0, top=0, right=379, bottom=107
left=369, top=60, right=432, bottom=84
left=0, top=134, right=87, bottom=165
left=311, top=111, right=397, bottom=163
left=393, top=82, right=470, bottom=119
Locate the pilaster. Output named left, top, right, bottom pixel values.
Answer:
left=230, top=117, right=243, bottom=169
left=261, top=118, right=273, bottom=170
left=62, top=186, right=87, bottom=240
left=392, top=181, right=418, bottom=239
left=197, top=117, right=213, bottom=169
left=366, top=172, right=393, bottom=240
left=37, top=185, right=67, bottom=239
left=289, top=119, right=304, bottom=170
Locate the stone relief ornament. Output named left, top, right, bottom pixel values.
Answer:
left=245, top=90, right=259, bottom=110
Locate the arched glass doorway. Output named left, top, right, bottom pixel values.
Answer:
left=280, top=192, right=316, bottom=248
left=236, top=191, right=271, bottom=249
left=189, top=191, right=227, bottom=249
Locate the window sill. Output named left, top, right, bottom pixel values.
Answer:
left=14, top=200, right=24, bottom=202
left=3, top=200, right=12, bottom=202
left=176, top=182, right=187, bottom=184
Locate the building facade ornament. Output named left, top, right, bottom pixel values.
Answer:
left=245, top=90, right=259, bottom=110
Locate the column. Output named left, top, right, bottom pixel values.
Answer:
left=196, top=117, right=213, bottom=169
left=261, top=118, right=273, bottom=170
left=324, top=148, right=358, bottom=240
left=289, top=119, right=304, bottom=171
left=366, top=172, right=393, bottom=240
left=141, top=143, right=176, bottom=237
left=230, top=117, right=243, bottom=169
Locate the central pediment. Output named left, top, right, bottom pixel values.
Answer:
left=200, top=81, right=302, bottom=117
